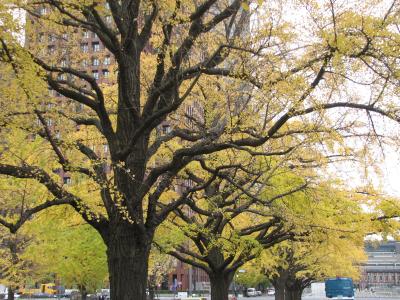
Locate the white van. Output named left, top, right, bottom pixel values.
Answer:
left=247, top=288, right=257, bottom=296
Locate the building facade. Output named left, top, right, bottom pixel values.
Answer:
left=359, top=241, right=400, bottom=289
left=167, top=259, right=210, bottom=292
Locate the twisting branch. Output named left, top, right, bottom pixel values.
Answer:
left=0, top=163, right=108, bottom=231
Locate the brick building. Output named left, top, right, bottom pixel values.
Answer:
left=167, top=259, right=210, bottom=292
left=359, top=241, right=400, bottom=289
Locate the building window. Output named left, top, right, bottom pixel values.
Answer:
left=92, top=42, right=100, bottom=52
left=82, top=59, right=88, bottom=67
left=92, top=32, right=98, bottom=39
left=92, top=58, right=100, bottom=66
left=104, top=56, right=111, bottom=65
left=48, top=34, right=56, bottom=43
left=162, top=125, right=171, bottom=135
left=38, top=33, right=44, bottom=42
left=75, top=103, right=84, bottom=113
left=103, top=144, right=109, bottom=153
left=62, top=33, right=69, bottom=40
left=46, top=119, right=53, bottom=126
left=47, top=45, right=55, bottom=54
left=92, top=70, right=99, bottom=80
left=63, top=177, right=71, bottom=185
left=57, top=73, right=67, bottom=81
left=105, top=15, right=112, bottom=23
left=83, top=30, right=90, bottom=38
left=39, top=7, right=47, bottom=15
left=81, top=43, right=88, bottom=53
left=102, top=69, right=109, bottom=78
left=61, top=59, right=67, bottom=67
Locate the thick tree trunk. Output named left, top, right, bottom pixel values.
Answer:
left=273, top=276, right=288, bottom=300
left=81, top=291, right=87, bottom=300
left=106, top=224, right=152, bottom=300
left=274, top=286, right=285, bottom=300
left=285, top=278, right=305, bottom=300
left=209, top=273, right=232, bottom=300
left=286, top=288, right=302, bottom=300
left=7, top=287, right=14, bottom=300
left=78, top=285, right=87, bottom=300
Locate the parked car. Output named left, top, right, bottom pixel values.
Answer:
left=267, top=288, right=275, bottom=295
left=256, top=290, right=262, bottom=296
left=247, top=288, right=257, bottom=296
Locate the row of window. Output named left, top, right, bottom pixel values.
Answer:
left=39, top=33, right=69, bottom=43
left=367, top=273, right=399, bottom=282
left=58, top=56, right=111, bottom=68
left=92, top=69, right=110, bottom=80
left=81, top=41, right=102, bottom=52
left=39, top=6, right=112, bottom=24
left=55, top=68, right=110, bottom=81
left=39, top=29, right=110, bottom=43
left=84, top=56, right=111, bottom=67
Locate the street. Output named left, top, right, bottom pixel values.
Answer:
left=260, top=297, right=400, bottom=300
left=14, top=295, right=400, bottom=300
left=148, top=295, right=400, bottom=300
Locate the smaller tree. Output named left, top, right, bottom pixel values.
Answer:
left=261, top=184, right=373, bottom=300
left=0, top=230, right=34, bottom=300
left=147, top=248, right=174, bottom=300
left=234, top=264, right=269, bottom=291
left=26, top=207, right=108, bottom=300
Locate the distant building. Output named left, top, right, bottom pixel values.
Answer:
left=359, top=241, right=400, bottom=289
left=167, top=260, right=209, bottom=292
left=0, top=285, right=6, bottom=295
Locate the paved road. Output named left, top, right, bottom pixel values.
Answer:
left=249, top=296, right=400, bottom=300
left=160, top=295, right=400, bottom=300
left=16, top=295, right=400, bottom=300
left=236, top=296, right=400, bottom=300
left=149, top=296, right=400, bottom=300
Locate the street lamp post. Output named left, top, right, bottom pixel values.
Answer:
left=238, top=269, right=246, bottom=297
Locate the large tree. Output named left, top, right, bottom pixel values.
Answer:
left=0, top=1, right=399, bottom=299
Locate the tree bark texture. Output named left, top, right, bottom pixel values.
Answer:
left=81, top=292, right=87, bottom=300
left=286, top=280, right=304, bottom=300
left=209, top=273, right=232, bottom=300
left=106, top=224, right=152, bottom=300
left=286, top=288, right=302, bottom=300
left=274, top=285, right=285, bottom=300
left=7, top=287, right=14, bottom=300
